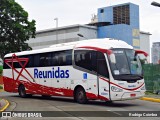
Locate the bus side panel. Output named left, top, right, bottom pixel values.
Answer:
left=3, top=76, right=16, bottom=92
left=70, top=68, right=99, bottom=100
left=3, top=69, right=17, bottom=92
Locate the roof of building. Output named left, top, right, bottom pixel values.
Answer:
left=140, top=31, right=152, bottom=35
left=36, top=24, right=97, bottom=34
left=35, top=24, right=151, bottom=36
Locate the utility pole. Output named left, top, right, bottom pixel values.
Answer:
left=54, top=18, right=58, bottom=41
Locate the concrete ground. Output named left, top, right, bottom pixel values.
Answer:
left=0, top=92, right=160, bottom=120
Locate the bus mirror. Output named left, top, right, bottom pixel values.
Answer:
left=110, top=54, right=116, bottom=64
left=135, top=50, right=148, bottom=57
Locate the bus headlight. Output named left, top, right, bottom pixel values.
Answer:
left=141, top=85, right=146, bottom=90
left=111, top=86, right=123, bottom=92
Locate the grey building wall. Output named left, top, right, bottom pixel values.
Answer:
left=140, top=31, right=151, bottom=62
left=27, top=24, right=151, bottom=62
left=27, top=24, right=97, bottom=50
left=152, top=42, right=160, bottom=64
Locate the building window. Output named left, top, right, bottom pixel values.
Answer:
left=100, top=9, right=104, bottom=13
left=113, top=5, right=130, bottom=25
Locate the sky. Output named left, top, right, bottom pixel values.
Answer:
left=15, top=0, right=160, bottom=44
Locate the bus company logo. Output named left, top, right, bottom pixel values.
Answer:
left=128, top=85, right=136, bottom=88
left=34, top=67, right=69, bottom=79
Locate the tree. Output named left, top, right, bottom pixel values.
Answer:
left=0, top=0, right=36, bottom=58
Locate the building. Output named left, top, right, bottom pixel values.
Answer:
left=140, top=31, right=152, bottom=62
left=97, top=3, right=140, bottom=49
left=152, top=42, right=160, bottom=64
left=27, top=3, right=151, bottom=61
left=28, top=25, right=97, bottom=50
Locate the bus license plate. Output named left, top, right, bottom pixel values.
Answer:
left=130, top=94, right=136, bottom=97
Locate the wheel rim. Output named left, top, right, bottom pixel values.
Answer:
left=77, top=91, right=84, bottom=102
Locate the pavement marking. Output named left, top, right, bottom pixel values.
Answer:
left=140, top=97, right=160, bottom=103
left=0, top=99, right=10, bottom=112
left=107, top=110, right=122, bottom=116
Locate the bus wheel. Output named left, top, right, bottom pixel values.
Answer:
left=105, top=101, right=113, bottom=104
left=18, top=85, right=27, bottom=98
left=42, top=95, right=51, bottom=98
left=75, top=87, right=87, bottom=104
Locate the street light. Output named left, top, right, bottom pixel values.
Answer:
left=151, top=1, right=160, bottom=7
left=54, top=18, right=58, bottom=41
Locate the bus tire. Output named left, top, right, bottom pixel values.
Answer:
left=42, top=95, right=51, bottom=98
left=105, top=100, right=113, bottom=104
left=18, top=84, right=27, bottom=98
left=75, top=87, right=87, bottom=104
left=27, top=94, right=33, bottom=97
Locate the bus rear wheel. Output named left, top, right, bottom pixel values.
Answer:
left=75, top=87, right=87, bottom=104
left=18, top=85, right=27, bottom=98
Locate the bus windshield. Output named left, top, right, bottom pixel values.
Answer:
left=109, top=49, right=143, bottom=81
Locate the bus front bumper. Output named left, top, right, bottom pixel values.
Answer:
left=120, top=91, right=145, bottom=100
left=111, top=91, right=145, bottom=101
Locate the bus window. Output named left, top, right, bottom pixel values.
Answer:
left=74, top=50, right=97, bottom=72
left=26, top=55, right=34, bottom=67
left=65, top=50, right=72, bottom=65
left=97, top=52, right=109, bottom=78
left=33, top=54, right=40, bottom=67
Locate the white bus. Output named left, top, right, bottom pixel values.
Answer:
left=3, top=38, right=147, bottom=103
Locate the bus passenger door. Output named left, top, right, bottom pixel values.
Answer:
left=97, top=53, right=110, bottom=101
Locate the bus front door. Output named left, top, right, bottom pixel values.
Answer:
left=97, top=56, right=111, bottom=101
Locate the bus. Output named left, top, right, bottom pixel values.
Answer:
left=3, top=38, right=147, bottom=104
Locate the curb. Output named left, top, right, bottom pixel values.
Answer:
left=0, top=84, right=4, bottom=92
left=0, top=89, right=4, bottom=92
left=140, top=97, right=160, bottom=103
left=0, top=99, right=10, bottom=112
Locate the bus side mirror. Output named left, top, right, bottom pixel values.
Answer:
left=110, top=53, right=116, bottom=64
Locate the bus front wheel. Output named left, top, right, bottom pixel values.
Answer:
left=75, top=87, right=87, bottom=104
left=18, top=85, right=27, bottom=98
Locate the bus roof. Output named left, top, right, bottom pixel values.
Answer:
left=4, top=38, right=133, bottom=58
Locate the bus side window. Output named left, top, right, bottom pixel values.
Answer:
left=39, top=53, right=48, bottom=67
left=97, top=52, right=109, bottom=78
left=75, top=50, right=95, bottom=71
left=34, top=54, right=40, bottom=67
left=65, top=50, right=72, bottom=65
left=25, top=55, right=33, bottom=68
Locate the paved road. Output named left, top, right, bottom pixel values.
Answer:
left=0, top=92, right=160, bottom=120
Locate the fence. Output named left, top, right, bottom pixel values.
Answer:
left=143, top=64, right=160, bottom=92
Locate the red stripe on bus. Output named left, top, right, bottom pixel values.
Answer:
left=78, top=46, right=112, bottom=55
left=100, top=77, right=144, bottom=91
left=3, top=76, right=109, bottom=101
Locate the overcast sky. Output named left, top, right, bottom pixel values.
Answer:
left=15, top=0, right=160, bottom=43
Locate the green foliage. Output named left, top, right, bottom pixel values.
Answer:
left=143, top=64, right=160, bottom=92
left=0, top=0, right=36, bottom=58
left=0, top=65, right=2, bottom=75
left=0, top=85, right=3, bottom=89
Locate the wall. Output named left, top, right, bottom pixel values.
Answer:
left=140, top=32, right=151, bottom=62
left=97, top=3, right=140, bottom=49
left=28, top=25, right=97, bottom=50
